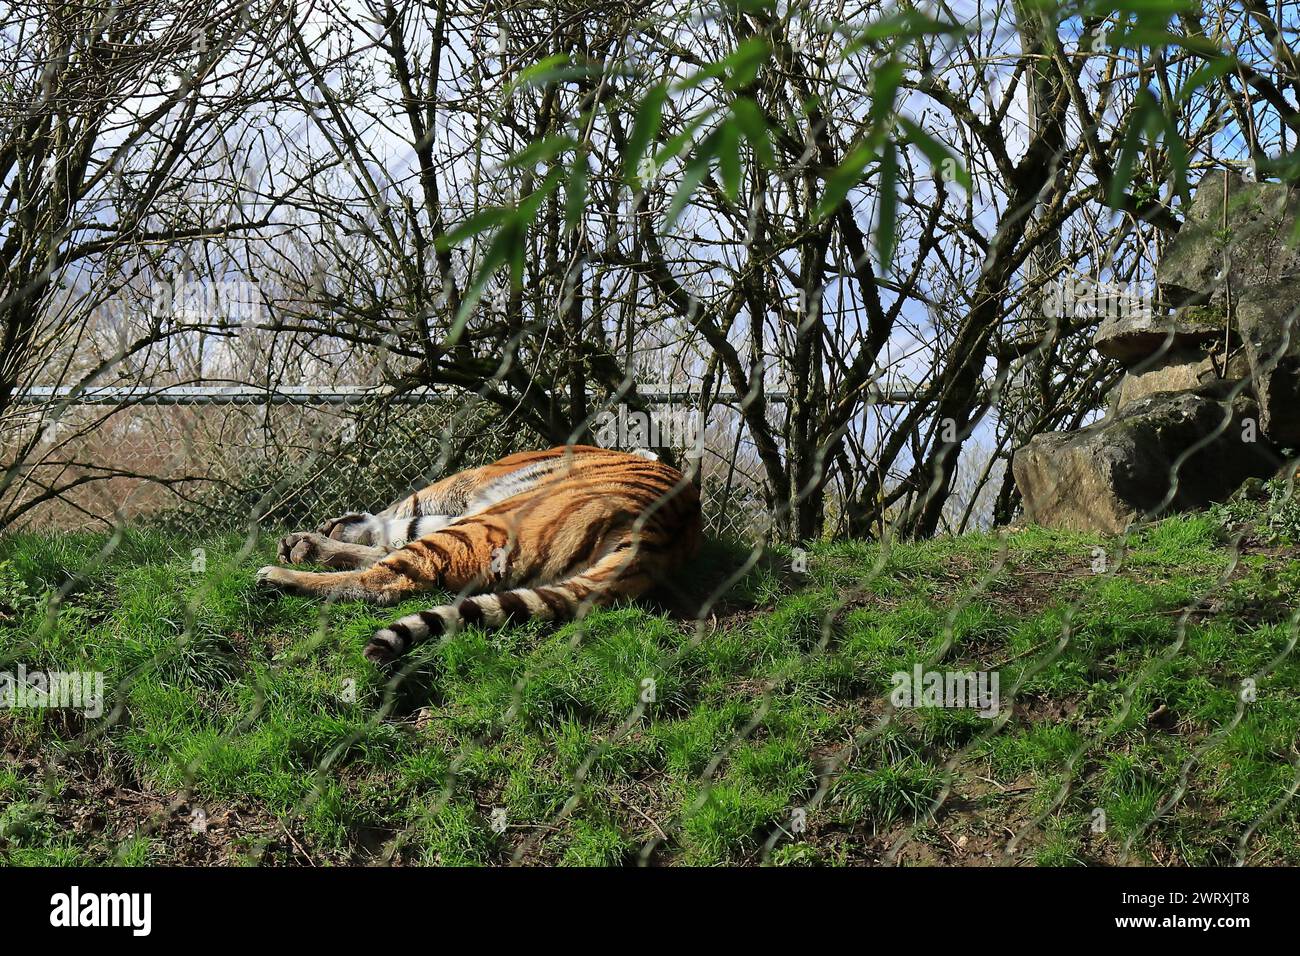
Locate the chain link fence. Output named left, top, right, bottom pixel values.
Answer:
left=2, top=385, right=774, bottom=541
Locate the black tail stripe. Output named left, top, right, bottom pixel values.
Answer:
left=457, top=599, right=485, bottom=626
left=496, top=591, right=531, bottom=623
left=388, top=621, right=413, bottom=648
left=534, top=588, right=568, bottom=616
left=417, top=611, right=445, bottom=636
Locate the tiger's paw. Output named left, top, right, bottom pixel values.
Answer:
left=364, top=627, right=407, bottom=666
left=255, top=565, right=290, bottom=591
left=278, top=531, right=327, bottom=565
left=318, top=512, right=376, bottom=544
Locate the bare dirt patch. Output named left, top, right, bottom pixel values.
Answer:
left=2, top=734, right=326, bottom=865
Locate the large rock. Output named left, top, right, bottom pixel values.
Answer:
left=1013, top=386, right=1279, bottom=534
left=1236, top=285, right=1300, bottom=446
left=1093, top=305, right=1225, bottom=366
left=1111, top=347, right=1251, bottom=413
left=1017, top=169, right=1300, bottom=534
left=1157, top=170, right=1300, bottom=306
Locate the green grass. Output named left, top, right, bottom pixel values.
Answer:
left=2, top=513, right=1299, bottom=866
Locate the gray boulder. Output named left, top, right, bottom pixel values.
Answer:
left=1236, top=285, right=1300, bottom=446
left=1094, top=306, right=1225, bottom=366
left=1157, top=170, right=1300, bottom=306
left=1013, top=385, right=1279, bottom=534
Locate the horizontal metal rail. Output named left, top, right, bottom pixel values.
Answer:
left=13, top=385, right=462, bottom=406
left=11, top=383, right=924, bottom=406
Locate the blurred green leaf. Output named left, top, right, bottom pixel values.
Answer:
left=1152, top=106, right=1190, bottom=203
left=656, top=112, right=714, bottom=167
left=1084, top=0, right=1195, bottom=14
left=623, top=84, right=669, bottom=185
left=681, top=38, right=771, bottom=91
left=723, top=37, right=771, bottom=91
left=867, top=60, right=904, bottom=144
left=504, top=135, right=578, bottom=170
left=1108, top=90, right=1157, bottom=210
left=445, top=225, right=512, bottom=346
left=444, top=169, right=563, bottom=342
left=666, top=139, right=715, bottom=229
left=1177, top=56, right=1240, bottom=103
left=436, top=206, right=510, bottom=251
left=565, top=152, right=589, bottom=237
left=515, top=166, right=563, bottom=221
left=846, top=10, right=960, bottom=52
left=877, top=141, right=898, bottom=272
left=1257, top=150, right=1300, bottom=186
left=730, top=97, right=775, bottom=168
left=1107, top=26, right=1223, bottom=56
left=503, top=56, right=625, bottom=100
left=814, top=140, right=879, bottom=221
left=503, top=54, right=570, bottom=97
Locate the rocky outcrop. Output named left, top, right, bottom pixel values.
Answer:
left=1015, top=386, right=1276, bottom=534
left=1093, top=307, right=1224, bottom=366
left=1014, top=169, right=1297, bottom=533
left=1236, top=285, right=1300, bottom=446
left=1157, top=170, right=1300, bottom=306
left=1110, top=347, right=1249, bottom=413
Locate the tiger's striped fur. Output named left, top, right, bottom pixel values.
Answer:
left=256, top=445, right=701, bottom=664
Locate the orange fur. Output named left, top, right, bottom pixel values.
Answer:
left=257, top=446, right=701, bottom=663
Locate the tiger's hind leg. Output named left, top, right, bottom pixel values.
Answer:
left=277, top=532, right=388, bottom=569
left=257, top=516, right=501, bottom=605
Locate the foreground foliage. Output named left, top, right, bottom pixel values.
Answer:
left=2, top=512, right=1298, bottom=866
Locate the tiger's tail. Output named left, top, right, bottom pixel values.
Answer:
left=363, top=542, right=658, bottom=664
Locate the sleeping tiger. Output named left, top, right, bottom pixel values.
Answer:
left=256, top=445, right=701, bottom=664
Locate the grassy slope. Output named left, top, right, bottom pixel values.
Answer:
left=1, top=515, right=1298, bottom=866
